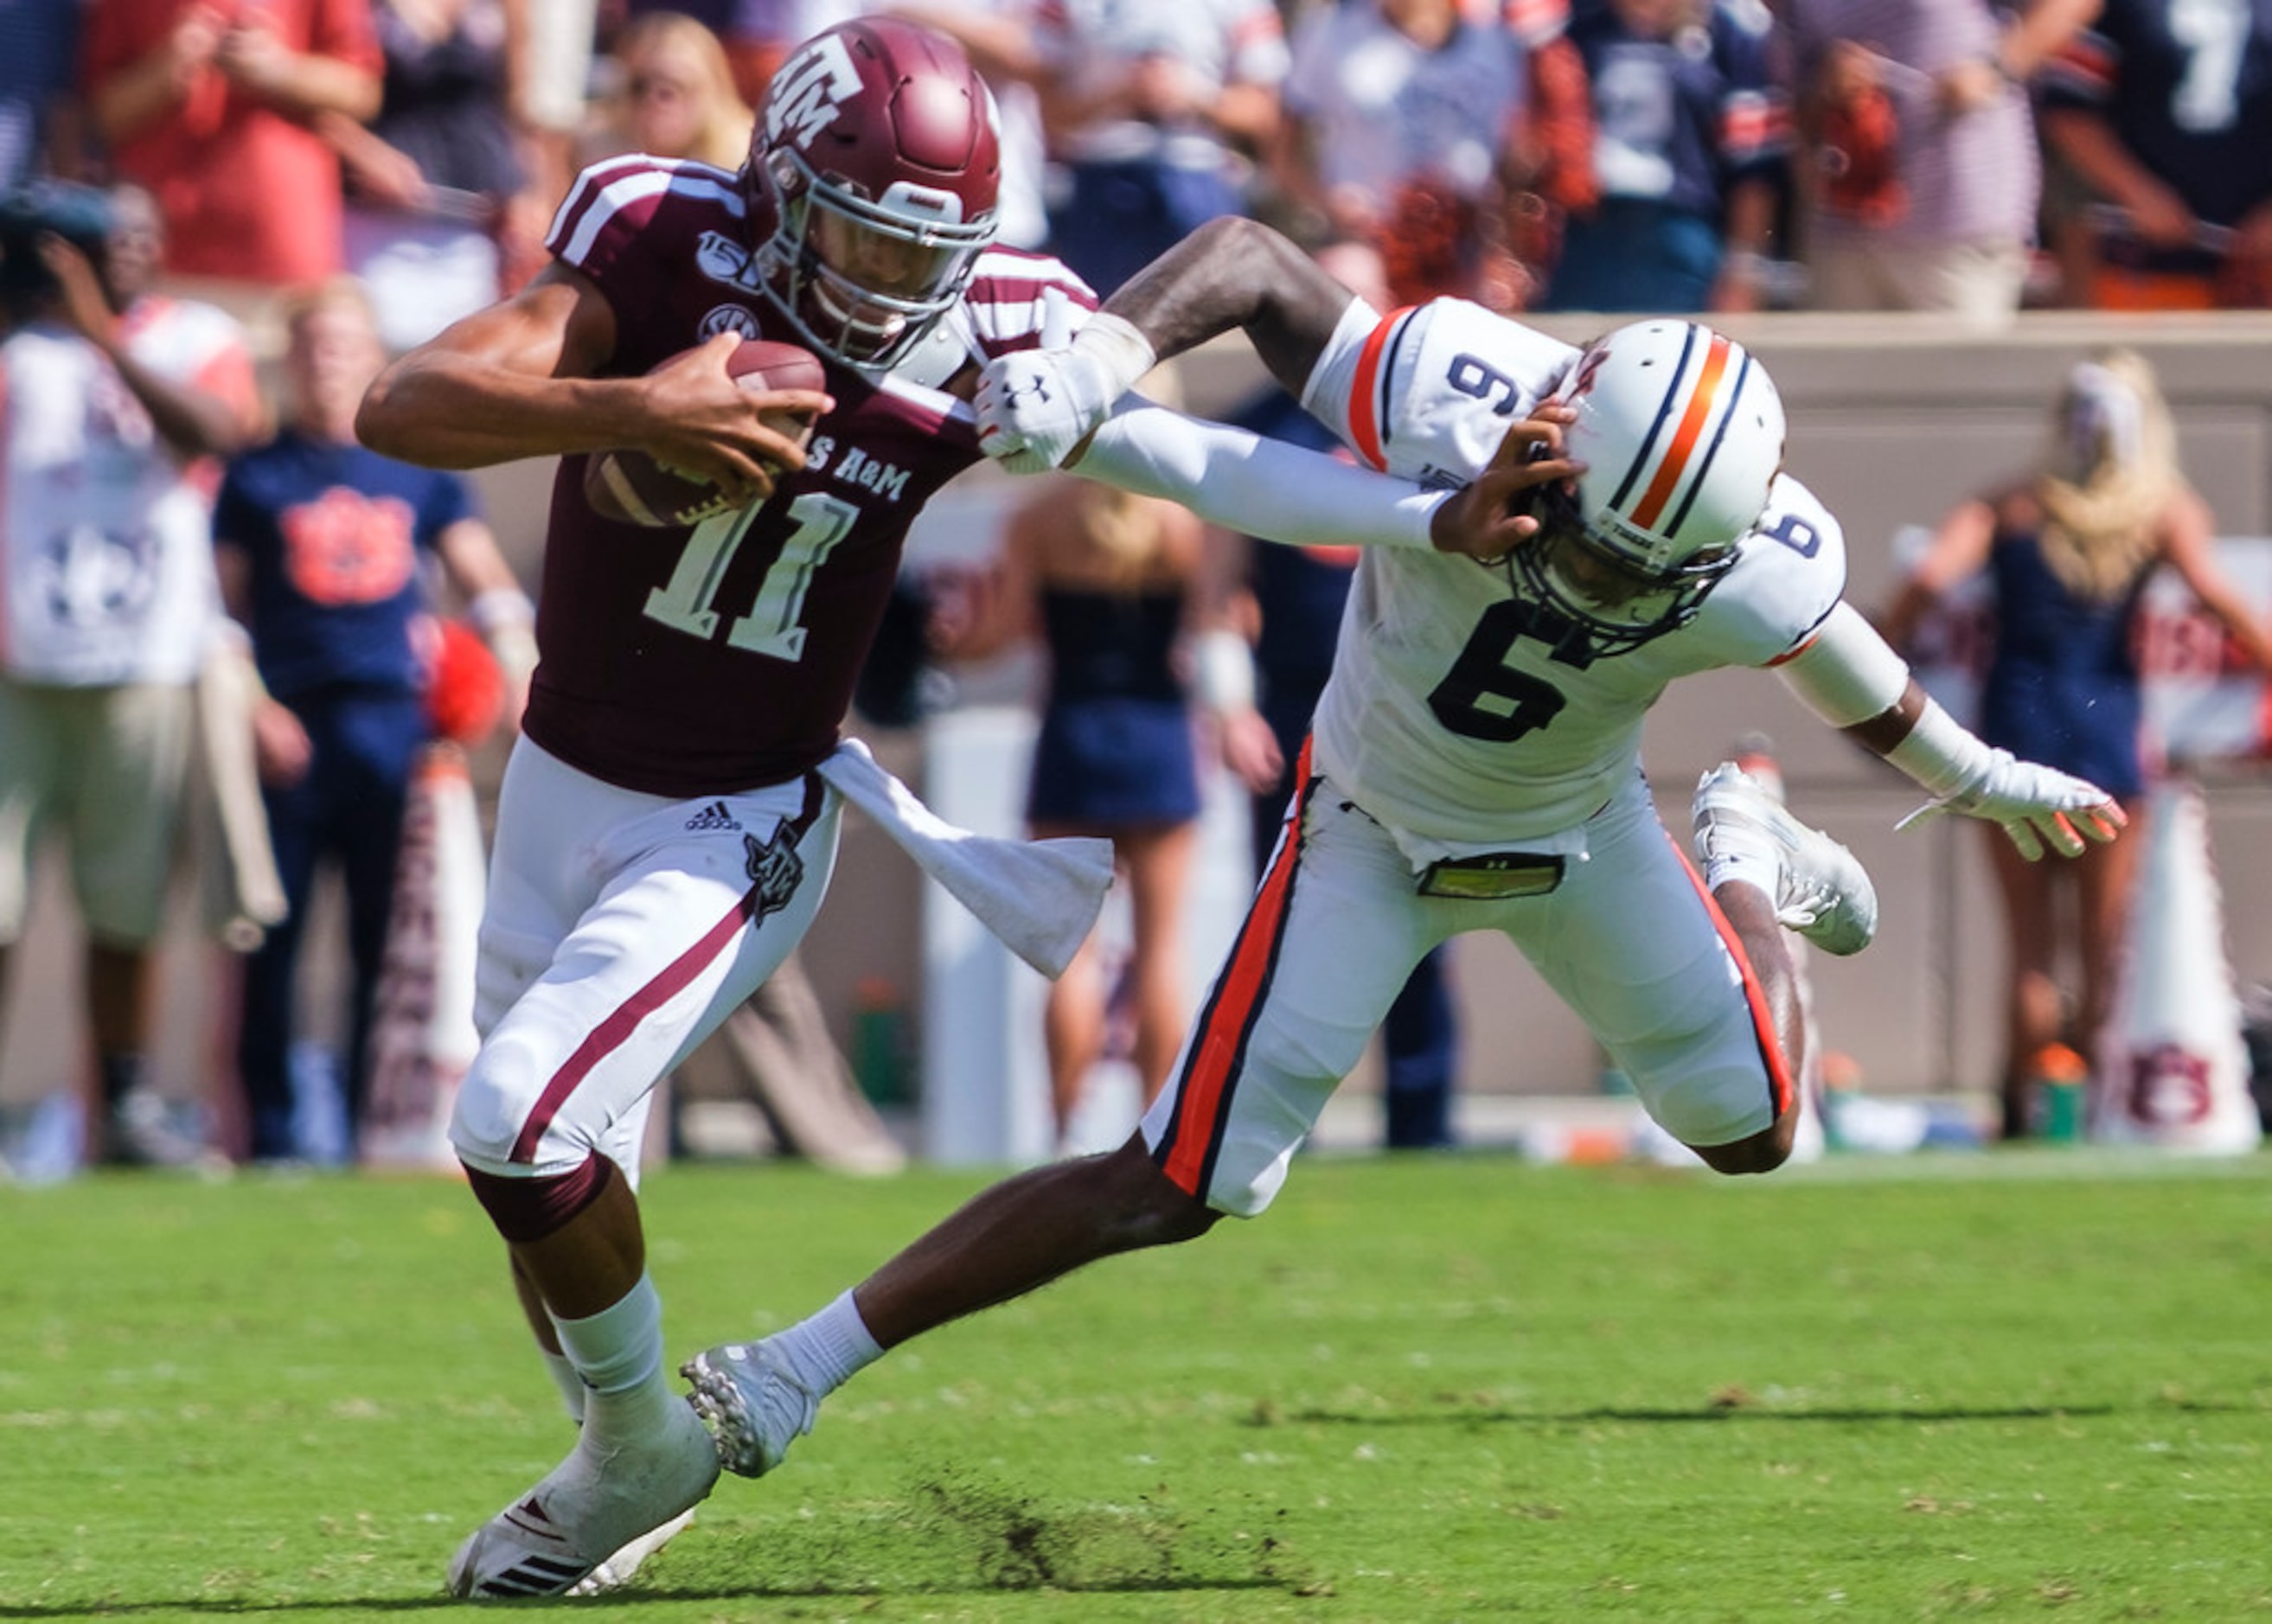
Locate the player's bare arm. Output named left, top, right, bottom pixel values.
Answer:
left=356, top=263, right=829, bottom=502
left=1774, top=603, right=2127, bottom=860
left=974, top=219, right=1364, bottom=475
left=1103, top=215, right=1357, bottom=395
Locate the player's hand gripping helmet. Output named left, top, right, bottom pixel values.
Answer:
left=746, top=19, right=1001, bottom=369
left=1509, top=319, right=1786, bottom=656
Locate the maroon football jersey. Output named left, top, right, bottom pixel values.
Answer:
left=523, top=155, right=1097, bottom=796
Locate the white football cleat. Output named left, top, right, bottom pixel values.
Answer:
left=445, top=1397, right=719, bottom=1599
left=682, top=1338, right=820, bottom=1479
left=567, top=1508, right=698, bottom=1596
left=1693, top=761, right=1878, bottom=957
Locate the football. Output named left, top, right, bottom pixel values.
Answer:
left=582, top=338, right=828, bottom=527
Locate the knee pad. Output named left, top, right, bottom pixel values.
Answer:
left=449, top=1027, right=566, bottom=1168
left=462, top=1152, right=616, bottom=1244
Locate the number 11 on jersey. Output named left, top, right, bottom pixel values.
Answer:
left=643, top=492, right=861, bottom=660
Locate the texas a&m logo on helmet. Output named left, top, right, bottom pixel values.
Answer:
left=745, top=19, right=1001, bottom=369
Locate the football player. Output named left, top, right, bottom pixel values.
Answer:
left=676, top=215, right=2126, bottom=1487
left=355, top=22, right=1558, bottom=1599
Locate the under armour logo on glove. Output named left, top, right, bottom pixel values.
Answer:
left=973, top=307, right=1156, bottom=476
left=744, top=827, right=805, bottom=918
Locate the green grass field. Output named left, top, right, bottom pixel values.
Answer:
left=4, top=1149, right=2270, bottom=1621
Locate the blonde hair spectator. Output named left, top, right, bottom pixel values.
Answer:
left=609, top=11, right=754, bottom=169
left=1882, top=348, right=2272, bottom=1140
left=2036, top=348, right=2181, bottom=598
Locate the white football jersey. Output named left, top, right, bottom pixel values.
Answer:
left=1, top=298, right=249, bottom=686
left=1298, top=297, right=1845, bottom=859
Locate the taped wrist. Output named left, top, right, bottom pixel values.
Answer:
left=470, top=586, right=539, bottom=686
left=1070, top=310, right=1157, bottom=401
left=1884, top=695, right=1996, bottom=802
left=1191, top=629, right=1257, bottom=713
left=469, top=585, right=535, bottom=635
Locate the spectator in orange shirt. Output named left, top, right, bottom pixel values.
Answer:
left=84, top=0, right=384, bottom=288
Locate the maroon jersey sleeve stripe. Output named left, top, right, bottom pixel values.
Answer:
left=971, top=273, right=1098, bottom=307
left=547, top=158, right=746, bottom=273
left=543, top=156, right=657, bottom=258
left=965, top=251, right=1100, bottom=357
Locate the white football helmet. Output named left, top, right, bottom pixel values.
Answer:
left=1510, top=319, right=1786, bottom=655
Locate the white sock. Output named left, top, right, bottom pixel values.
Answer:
left=1700, top=817, right=1783, bottom=904
left=773, top=1289, right=884, bottom=1397
left=553, top=1273, right=675, bottom=1448
left=540, top=1348, right=587, bottom=1423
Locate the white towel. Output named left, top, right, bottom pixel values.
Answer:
left=816, top=739, right=1113, bottom=980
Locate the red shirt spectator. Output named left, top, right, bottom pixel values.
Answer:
left=85, top=0, right=383, bottom=285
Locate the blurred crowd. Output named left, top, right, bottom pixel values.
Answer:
left=9, top=0, right=2272, bottom=332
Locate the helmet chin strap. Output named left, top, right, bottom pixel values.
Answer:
left=1503, top=529, right=1724, bottom=660
left=754, top=164, right=983, bottom=370
left=811, top=277, right=909, bottom=358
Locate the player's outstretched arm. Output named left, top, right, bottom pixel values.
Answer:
left=1775, top=603, right=2128, bottom=860
left=1072, top=400, right=1578, bottom=561
left=1104, top=215, right=1359, bottom=394
left=356, top=265, right=827, bottom=502
left=976, top=217, right=1360, bottom=473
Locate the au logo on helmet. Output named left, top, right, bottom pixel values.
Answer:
left=1507, top=320, right=1787, bottom=657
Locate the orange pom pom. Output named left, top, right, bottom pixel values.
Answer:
left=425, top=618, right=504, bottom=745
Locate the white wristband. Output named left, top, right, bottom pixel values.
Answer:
left=1070, top=310, right=1158, bottom=399
left=469, top=586, right=536, bottom=635
left=208, top=617, right=253, bottom=658
left=1191, top=629, right=1258, bottom=713
left=468, top=587, right=540, bottom=687
left=1884, top=694, right=1994, bottom=801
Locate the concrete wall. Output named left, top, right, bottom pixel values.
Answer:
left=1663, top=313, right=2272, bottom=1097
left=9, top=312, right=2272, bottom=1129
left=1022, top=310, right=2272, bottom=1103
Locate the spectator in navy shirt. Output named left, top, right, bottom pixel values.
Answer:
left=2039, top=0, right=2272, bottom=308
left=214, top=276, right=529, bottom=1164
left=0, top=0, right=86, bottom=186
left=1539, top=0, right=1790, bottom=314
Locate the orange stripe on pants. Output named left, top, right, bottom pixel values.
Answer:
left=1671, top=832, right=1795, bottom=1126
left=1158, top=742, right=1317, bottom=1196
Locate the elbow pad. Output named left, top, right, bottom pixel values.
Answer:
left=1773, top=602, right=1911, bottom=726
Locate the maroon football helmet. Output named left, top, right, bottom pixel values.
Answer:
left=746, top=19, right=1002, bottom=368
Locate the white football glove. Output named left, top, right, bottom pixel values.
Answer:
left=1897, top=749, right=2125, bottom=860
left=974, top=307, right=1155, bottom=475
